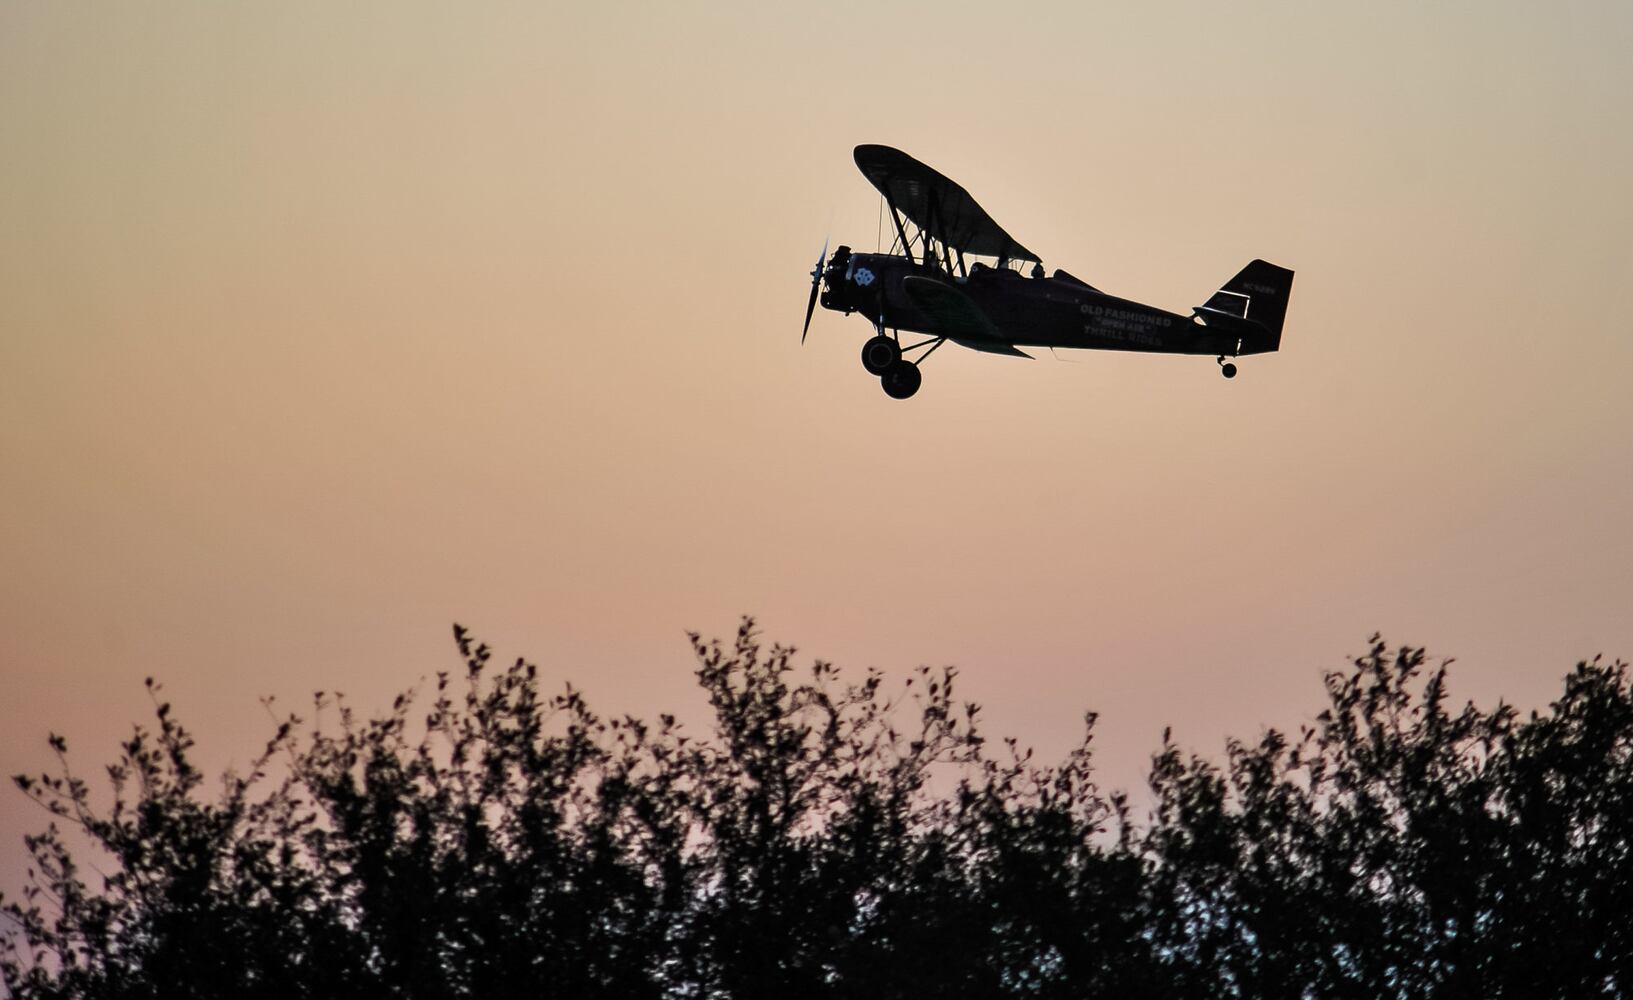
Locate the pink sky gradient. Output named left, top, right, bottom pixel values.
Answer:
left=4, top=1, right=1632, bottom=898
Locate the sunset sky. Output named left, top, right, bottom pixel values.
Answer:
left=4, top=1, right=1631, bottom=892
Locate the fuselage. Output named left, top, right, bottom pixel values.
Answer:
left=820, top=250, right=1241, bottom=357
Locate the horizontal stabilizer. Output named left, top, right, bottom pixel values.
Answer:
left=1200, top=289, right=1248, bottom=319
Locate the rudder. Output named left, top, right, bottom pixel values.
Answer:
left=1200, top=259, right=1295, bottom=354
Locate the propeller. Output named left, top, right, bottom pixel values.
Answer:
left=801, top=237, right=829, bottom=344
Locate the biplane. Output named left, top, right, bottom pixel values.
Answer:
left=801, top=145, right=1295, bottom=399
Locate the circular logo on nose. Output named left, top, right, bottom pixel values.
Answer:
left=852, top=267, right=875, bottom=287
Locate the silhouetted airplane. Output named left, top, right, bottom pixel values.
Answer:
left=802, top=145, right=1295, bottom=399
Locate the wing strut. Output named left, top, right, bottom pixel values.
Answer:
left=885, top=197, right=914, bottom=266
left=887, top=188, right=957, bottom=275
left=925, top=189, right=955, bottom=275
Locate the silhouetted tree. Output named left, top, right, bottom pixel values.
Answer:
left=1142, top=640, right=1633, bottom=997
left=4, top=624, right=1631, bottom=998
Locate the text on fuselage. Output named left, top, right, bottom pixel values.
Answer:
left=1081, top=302, right=1169, bottom=345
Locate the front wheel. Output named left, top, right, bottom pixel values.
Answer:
left=1221, top=362, right=1238, bottom=379
left=881, top=360, right=922, bottom=399
left=861, top=335, right=901, bottom=375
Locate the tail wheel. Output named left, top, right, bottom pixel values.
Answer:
left=861, top=335, right=901, bottom=375
left=1221, top=362, right=1237, bottom=379
left=881, top=360, right=922, bottom=399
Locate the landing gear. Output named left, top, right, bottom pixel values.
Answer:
left=861, top=335, right=901, bottom=375
left=864, top=329, right=940, bottom=399
left=1217, top=355, right=1237, bottom=380
left=881, top=360, right=922, bottom=399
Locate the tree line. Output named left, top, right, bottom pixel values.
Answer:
left=4, top=620, right=1631, bottom=998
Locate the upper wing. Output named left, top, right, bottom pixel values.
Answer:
left=855, top=145, right=1039, bottom=263
left=901, top=275, right=1031, bottom=359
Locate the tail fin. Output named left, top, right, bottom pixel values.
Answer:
left=1197, top=259, right=1295, bottom=355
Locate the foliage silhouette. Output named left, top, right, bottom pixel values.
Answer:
left=4, top=622, right=1632, bottom=998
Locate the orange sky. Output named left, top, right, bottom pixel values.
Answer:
left=4, top=1, right=1632, bottom=895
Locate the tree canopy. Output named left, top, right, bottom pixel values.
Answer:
left=5, top=622, right=1632, bottom=998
